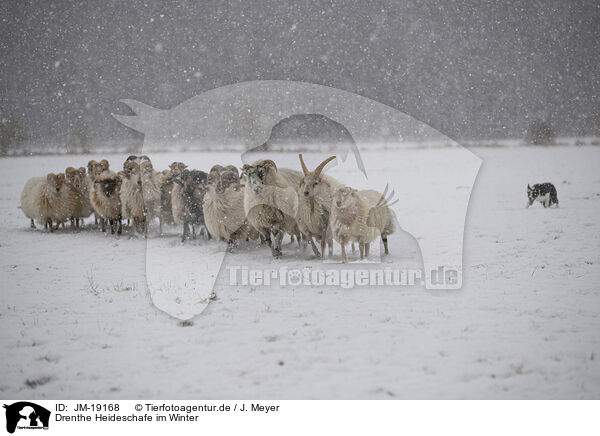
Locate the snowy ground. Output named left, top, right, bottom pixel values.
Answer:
left=1, top=145, right=599, bottom=399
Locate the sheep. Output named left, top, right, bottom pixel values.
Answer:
left=330, top=186, right=395, bottom=262
left=241, top=159, right=301, bottom=258
left=65, top=166, right=93, bottom=229
left=91, top=172, right=123, bottom=234
left=172, top=169, right=210, bottom=242
left=20, top=173, right=70, bottom=232
left=119, top=158, right=162, bottom=237
left=203, top=164, right=257, bottom=249
left=296, top=154, right=341, bottom=257
left=158, top=162, right=187, bottom=233
left=86, top=159, right=110, bottom=225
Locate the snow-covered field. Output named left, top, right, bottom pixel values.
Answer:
left=1, top=146, right=599, bottom=399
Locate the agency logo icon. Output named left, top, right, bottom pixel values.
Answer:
left=3, top=402, right=50, bottom=434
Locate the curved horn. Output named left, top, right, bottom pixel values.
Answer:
left=313, top=156, right=336, bottom=178
left=298, top=154, right=309, bottom=176
left=262, top=159, right=277, bottom=170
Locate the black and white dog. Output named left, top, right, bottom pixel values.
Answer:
left=527, top=183, right=559, bottom=208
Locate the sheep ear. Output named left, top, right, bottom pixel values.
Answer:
left=527, top=184, right=531, bottom=190
left=298, top=154, right=309, bottom=176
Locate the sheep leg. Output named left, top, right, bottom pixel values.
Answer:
left=359, top=242, right=365, bottom=260
left=205, top=226, right=212, bottom=240
left=101, top=218, right=106, bottom=232
left=328, top=239, right=334, bottom=257
left=159, top=217, right=163, bottom=235
left=47, top=218, right=54, bottom=233
left=382, top=235, right=389, bottom=255
left=340, top=238, right=347, bottom=263
left=70, top=217, right=75, bottom=229
left=261, top=230, right=272, bottom=247
left=271, top=230, right=283, bottom=258
left=307, top=235, right=320, bottom=257
left=144, top=217, right=149, bottom=238
left=365, top=243, right=370, bottom=257
left=351, top=242, right=356, bottom=253
left=30, top=219, right=36, bottom=229
left=182, top=221, right=190, bottom=242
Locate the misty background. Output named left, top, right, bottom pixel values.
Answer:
left=1, top=0, right=599, bottom=150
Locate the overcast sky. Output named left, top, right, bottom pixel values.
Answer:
left=1, top=0, right=599, bottom=144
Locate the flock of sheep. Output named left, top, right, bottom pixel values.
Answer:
left=20, top=154, right=395, bottom=261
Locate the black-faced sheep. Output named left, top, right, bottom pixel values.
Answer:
left=91, top=172, right=123, bottom=234
left=172, top=169, right=210, bottom=242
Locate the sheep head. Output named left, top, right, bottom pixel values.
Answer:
left=298, top=155, right=336, bottom=198
left=168, top=161, right=188, bottom=178
left=176, top=169, right=208, bottom=200
left=47, top=173, right=65, bottom=194
left=122, top=159, right=138, bottom=177
left=65, top=167, right=83, bottom=190
left=88, top=159, right=109, bottom=177
left=242, top=160, right=278, bottom=195
left=333, top=186, right=359, bottom=210
left=87, top=160, right=97, bottom=175
left=95, top=174, right=122, bottom=198
left=208, top=165, right=240, bottom=194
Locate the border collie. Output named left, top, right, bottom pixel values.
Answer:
left=527, top=183, right=559, bottom=208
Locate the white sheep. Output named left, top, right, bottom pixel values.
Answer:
left=65, top=166, right=93, bottom=229
left=242, top=159, right=301, bottom=258
left=203, top=165, right=257, bottom=249
left=119, top=158, right=162, bottom=237
left=330, top=186, right=395, bottom=262
left=296, top=154, right=341, bottom=257
left=86, top=159, right=110, bottom=226
left=20, top=173, right=70, bottom=232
